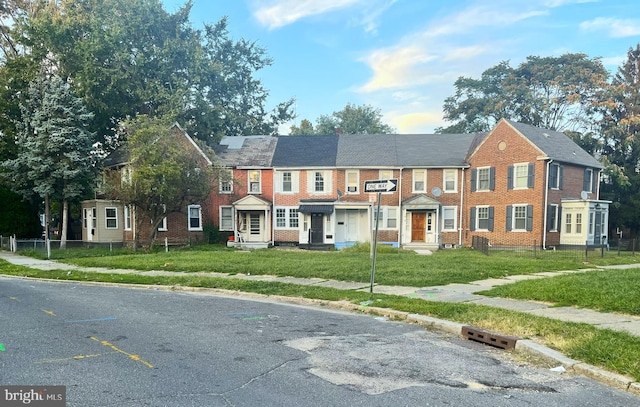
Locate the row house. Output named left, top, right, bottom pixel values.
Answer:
left=219, top=119, right=608, bottom=250
left=81, top=124, right=212, bottom=246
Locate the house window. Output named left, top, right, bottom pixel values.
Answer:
left=105, top=207, right=118, bottom=229
left=315, top=172, right=325, bottom=192
left=158, top=216, right=167, bottom=231
left=121, top=167, right=132, bottom=185
left=275, top=207, right=299, bottom=229
left=443, top=206, right=456, bottom=231
left=379, top=170, right=393, bottom=180
left=477, top=207, right=489, bottom=230
left=92, top=207, right=97, bottom=228
left=443, top=170, right=457, bottom=192
left=373, top=207, right=399, bottom=229
left=589, top=212, right=595, bottom=234
left=513, top=205, right=527, bottom=231
left=220, top=169, right=233, bottom=193
left=249, top=170, right=261, bottom=193
left=548, top=204, right=558, bottom=232
left=549, top=163, right=562, bottom=189
left=346, top=170, right=359, bottom=193
left=83, top=208, right=88, bottom=229
left=188, top=205, right=202, bottom=231
left=584, top=168, right=594, bottom=193
left=220, top=206, right=233, bottom=231
left=565, top=213, right=572, bottom=234
left=124, top=206, right=132, bottom=231
left=514, top=164, right=529, bottom=189
left=413, top=169, right=426, bottom=192
left=282, top=172, right=292, bottom=192
left=475, top=167, right=493, bottom=191
left=576, top=213, right=582, bottom=234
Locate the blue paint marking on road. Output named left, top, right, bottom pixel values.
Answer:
left=65, top=317, right=116, bottom=323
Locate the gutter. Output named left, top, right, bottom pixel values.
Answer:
left=459, top=168, right=465, bottom=247
left=542, top=159, right=552, bottom=250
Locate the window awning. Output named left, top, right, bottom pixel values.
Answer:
left=298, top=204, right=334, bottom=214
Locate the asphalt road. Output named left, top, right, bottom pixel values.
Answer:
left=1, top=277, right=639, bottom=407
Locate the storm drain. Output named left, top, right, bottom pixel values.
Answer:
left=461, top=326, right=519, bottom=350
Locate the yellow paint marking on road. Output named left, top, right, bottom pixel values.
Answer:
left=90, top=336, right=154, bottom=369
left=35, top=353, right=108, bottom=364
left=42, top=309, right=56, bottom=316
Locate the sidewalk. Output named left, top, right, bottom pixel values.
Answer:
left=2, top=249, right=640, bottom=394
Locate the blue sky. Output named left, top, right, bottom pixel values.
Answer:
left=162, top=0, right=640, bottom=134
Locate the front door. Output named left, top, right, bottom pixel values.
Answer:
left=310, top=213, right=324, bottom=244
left=411, top=212, right=426, bottom=242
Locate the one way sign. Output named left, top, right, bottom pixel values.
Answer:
left=364, top=179, right=398, bottom=193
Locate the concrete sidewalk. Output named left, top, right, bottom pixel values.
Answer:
left=1, top=249, right=640, bottom=395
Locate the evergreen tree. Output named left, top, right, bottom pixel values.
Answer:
left=3, top=66, right=96, bottom=248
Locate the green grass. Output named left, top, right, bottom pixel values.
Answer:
left=2, top=258, right=640, bottom=381
left=51, top=246, right=612, bottom=287
left=478, top=268, right=640, bottom=315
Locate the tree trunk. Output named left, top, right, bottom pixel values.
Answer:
left=60, top=200, right=68, bottom=250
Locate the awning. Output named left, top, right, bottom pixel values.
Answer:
left=298, top=204, right=334, bottom=214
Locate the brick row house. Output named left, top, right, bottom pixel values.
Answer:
left=83, top=119, right=608, bottom=250
left=81, top=124, right=213, bottom=246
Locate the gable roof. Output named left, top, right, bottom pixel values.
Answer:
left=216, top=135, right=277, bottom=167
left=272, top=135, right=338, bottom=167
left=503, top=119, right=603, bottom=169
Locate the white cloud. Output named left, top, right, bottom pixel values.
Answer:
left=543, top=0, right=599, bottom=7
left=253, top=0, right=362, bottom=30
left=580, top=17, right=640, bottom=38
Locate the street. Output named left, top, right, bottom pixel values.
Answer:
left=1, top=276, right=638, bottom=406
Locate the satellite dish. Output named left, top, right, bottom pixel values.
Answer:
left=431, top=187, right=442, bottom=197
left=580, top=191, right=588, bottom=200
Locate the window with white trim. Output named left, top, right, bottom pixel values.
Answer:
left=576, top=213, right=582, bottom=234
left=105, top=207, right=118, bottom=229
left=219, top=169, right=233, bottom=193
left=124, top=206, right=132, bottom=231
left=220, top=206, right=233, bottom=231
left=512, top=205, right=527, bottom=231
left=379, top=170, right=393, bottom=180
left=315, top=171, right=325, bottom=192
left=276, top=207, right=299, bottom=229
left=548, top=204, right=558, bottom=232
left=514, top=163, right=529, bottom=189
left=584, top=168, right=594, bottom=193
left=549, top=163, right=562, bottom=189
left=248, top=170, right=261, bottom=193
left=442, top=206, right=456, bottom=231
left=346, top=170, right=359, bottom=193
left=373, top=207, right=399, bottom=229
left=413, top=169, right=426, bottom=192
left=282, top=172, right=292, bottom=192
left=307, top=170, right=331, bottom=194
left=443, top=169, right=457, bottom=192
left=188, top=205, right=202, bottom=231
left=477, top=207, right=489, bottom=230
left=565, top=213, right=572, bottom=234
left=477, top=167, right=491, bottom=191
left=158, top=217, right=167, bottom=231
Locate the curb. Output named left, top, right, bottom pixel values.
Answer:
left=1, top=273, right=639, bottom=396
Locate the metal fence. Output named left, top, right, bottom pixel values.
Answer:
left=470, top=237, right=638, bottom=261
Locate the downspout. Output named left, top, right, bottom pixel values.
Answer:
left=271, top=169, right=276, bottom=247
left=459, top=168, right=465, bottom=247
left=542, top=159, right=552, bottom=250
left=397, top=167, right=404, bottom=248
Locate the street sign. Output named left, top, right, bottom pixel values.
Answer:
left=364, top=179, right=397, bottom=193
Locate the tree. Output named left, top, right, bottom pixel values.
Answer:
left=106, top=115, right=216, bottom=248
left=438, top=53, right=609, bottom=134
left=289, top=119, right=315, bottom=135
left=2, top=67, right=96, bottom=249
left=597, top=45, right=640, bottom=235
left=292, top=103, right=395, bottom=135
left=0, top=184, right=42, bottom=238
left=1, top=0, right=294, bottom=151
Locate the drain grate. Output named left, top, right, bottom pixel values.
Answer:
left=462, top=326, right=519, bottom=350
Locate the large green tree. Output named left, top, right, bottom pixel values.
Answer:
left=291, top=103, right=394, bottom=135
left=2, top=67, right=96, bottom=248
left=106, top=115, right=217, bottom=248
left=598, top=45, right=640, bottom=235
left=438, top=53, right=609, bottom=134
left=0, top=0, right=293, bottom=152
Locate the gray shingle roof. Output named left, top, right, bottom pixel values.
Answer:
left=505, top=120, right=603, bottom=169
left=216, top=136, right=277, bottom=167
left=272, top=135, right=338, bottom=167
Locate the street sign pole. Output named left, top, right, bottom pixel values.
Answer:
left=370, top=191, right=381, bottom=297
